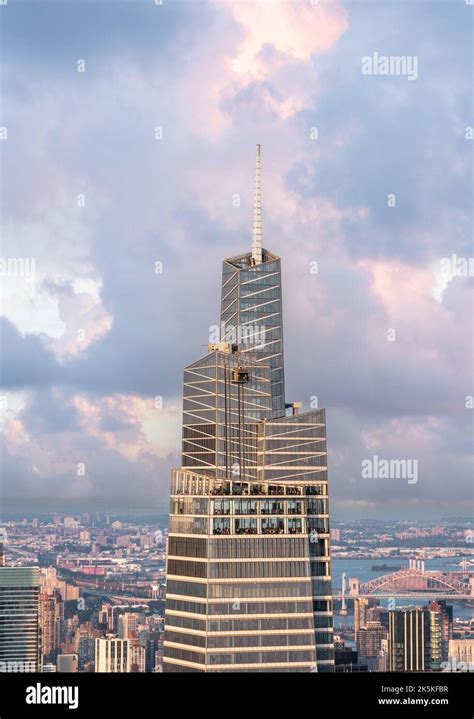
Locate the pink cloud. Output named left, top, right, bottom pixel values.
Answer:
left=47, top=291, right=113, bottom=361
left=71, top=393, right=180, bottom=463
left=226, top=0, right=348, bottom=71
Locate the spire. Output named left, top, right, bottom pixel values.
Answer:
left=251, top=144, right=263, bottom=264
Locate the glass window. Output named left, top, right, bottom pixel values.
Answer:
left=212, top=518, right=231, bottom=535
left=262, top=517, right=285, bottom=534
left=235, top=518, right=258, bottom=535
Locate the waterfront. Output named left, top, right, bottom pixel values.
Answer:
left=332, top=558, right=474, bottom=624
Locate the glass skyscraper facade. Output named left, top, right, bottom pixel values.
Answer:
left=0, top=566, right=40, bottom=671
left=388, top=608, right=431, bottom=672
left=164, top=147, right=334, bottom=672
left=182, top=351, right=272, bottom=480
left=221, top=249, right=285, bottom=417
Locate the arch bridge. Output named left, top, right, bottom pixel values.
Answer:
left=355, top=567, right=472, bottom=598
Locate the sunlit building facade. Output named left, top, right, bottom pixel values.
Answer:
left=388, top=608, right=431, bottom=672
left=95, top=637, right=130, bottom=673
left=0, top=566, right=40, bottom=672
left=39, top=589, right=63, bottom=665
left=220, top=249, right=285, bottom=417
left=164, top=146, right=334, bottom=672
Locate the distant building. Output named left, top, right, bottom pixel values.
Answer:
left=63, top=517, right=79, bottom=529
left=75, top=623, right=100, bottom=669
left=330, top=528, right=341, bottom=542
left=39, top=589, right=64, bottom=664
left=98, top=604, right=113, bottom=630
left=95, top=637, right=131, bottom=673
left=118, top=613, right=139, bottom=639
left=40, top=567, right=79, bottom=601
left=388, top=608, right=430, bottom=672
left=335, top=647, right=359, bottom=671
left=428, top=601, right=453, bottom=670
left=448, top=639, right=474, bottom=670
left=145, top=631, right=162, bottom=672
left=354, top=597, right=369, bottom=638
left=0, top=566, right=40, bottom=671
left=140, top=534, right=155, bottom=550
left=378, top=638, right=389, bottom=672
left=130, top=643, right=146, bottom=672
left=357, top=620, right=388, bottom=670
left=57, top=654, right=78, bottom=672
left=116, top=535, right=131, bottom=548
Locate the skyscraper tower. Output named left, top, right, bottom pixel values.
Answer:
left=164, top=147, right=334, bottom=672
left=39, top=589, right=64, bottom=665
left=0, top=565, right=40, bottom=671
left=220, top=145, right=285, bottom=417
left=388, top=608, right=431, bottom=672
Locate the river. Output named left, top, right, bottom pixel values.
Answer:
left=332, top=557, right=473, bottom=624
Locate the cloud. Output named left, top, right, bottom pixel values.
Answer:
left=1, top=388, right=181, bottom=511
left=0, top=318, right=60, bottom=390
left=0, top=0, right=471, bottom=517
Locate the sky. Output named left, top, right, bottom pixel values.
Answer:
left=0, top=0, right=472, bottom=520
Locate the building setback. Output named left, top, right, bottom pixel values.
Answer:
left=163, top=146, right=334, bottom=673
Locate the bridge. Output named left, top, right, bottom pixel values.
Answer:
left=80, top=586, right=162, bottom=604
left=345, top=561, right=473, bottom=601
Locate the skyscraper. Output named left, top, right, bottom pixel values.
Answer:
left=428, top=601, right=453, bottom=671
left=388, top=608, right=431, bottom=672
left=356, top=620, right=388, bottom=671
left=39, top=589, right=64, bottom=665
left=0, top=566, right=40, bottom=672
left=164, top=146, right=334, bottom=672
left=220, top=145, right=285, bottom=418
left=95, top=637, right=131, bottom=673
left=354, top=596, right=369, bottom=640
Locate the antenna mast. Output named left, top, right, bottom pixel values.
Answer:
left=251, top=144, right=262, bottom=264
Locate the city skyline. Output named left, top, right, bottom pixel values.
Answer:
left=1, top=0, right=472, bottom=523
left=1, top=511, right=472, bottom=676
